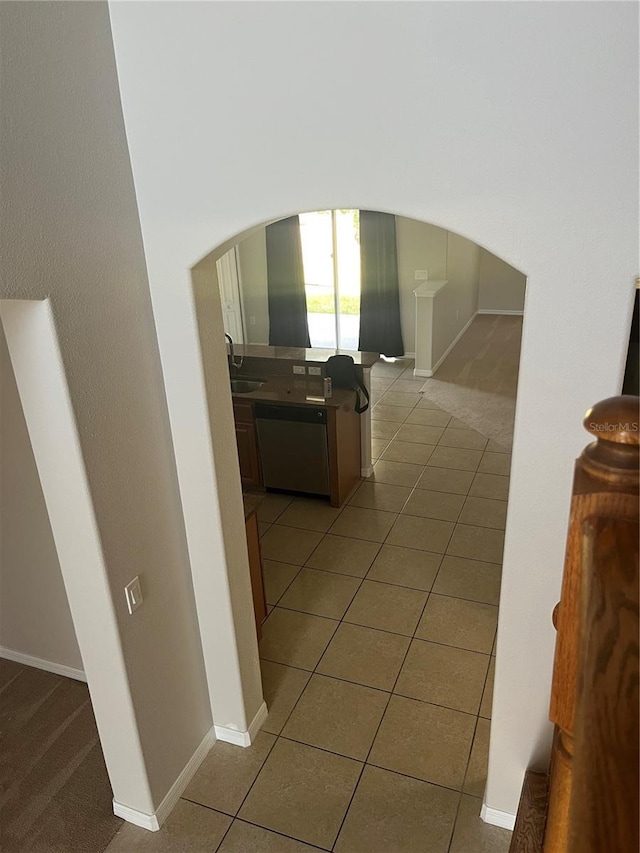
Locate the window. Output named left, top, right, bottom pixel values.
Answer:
left=299, top=209, right=360, bottom=349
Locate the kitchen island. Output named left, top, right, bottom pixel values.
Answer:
left=230, top=352, right=370, bottom=507
left=230, top=346, right=376, bottom=487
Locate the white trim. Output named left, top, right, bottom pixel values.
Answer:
left=431, top=312, right=476, bottom=374
left=0, top=646, right=87, bottom=683
left=477, top=309, right=524, bottom=316
left=402, top=351, right=416, bottom=359
left=414, top=312, right=477, bottom=378
left=113, top=726, right=217, bottom=831
left=413, top=279, right=448, bottom=298
left=214, top=700, right=268, bottom=747
left=360, top=465, right=374, bottom=478
left=112, top=801, right=160, bottom=833
left=480, top=803, right=516, bottom=830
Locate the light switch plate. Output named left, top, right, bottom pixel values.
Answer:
left=414, top=269, right=429, bottom=280
left=308, top=366, right=322, bottom=376
left=125, top=576, right=143, bottom=615
left=292, top=365, right=306, bottom=374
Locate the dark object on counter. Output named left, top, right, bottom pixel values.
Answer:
left=325, top=355, right=370, bottom=414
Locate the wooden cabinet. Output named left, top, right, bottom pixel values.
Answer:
left=245, top=511, right=267, bottom=639
left=233, top=402, right=262, bottom=488
left=232, top=396, right=360, bottom=507
left=327, top=402, right=361, bottom=507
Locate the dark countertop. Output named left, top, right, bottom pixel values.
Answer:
left=235, top=344, right=379, bottom=368
left=231, top=375, right=356, bottom=409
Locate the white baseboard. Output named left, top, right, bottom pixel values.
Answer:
left=481, top=803, right=516, bottom=830
left=477, top=309, right=524, bottom=316
left=402, top=351, right=416, bottom=359
left=431, top=312, right=477, bottom=375
left=0, top=646, right=86, bottom=682
left=112, top=801, right=160, bottom=833
left=414, top=312, right=477, bottom=379
left=214, top=700, right=268, bottom=748
left=113, top=725, right=217, bottom=831
left=361, top=465, right=373, bottom=478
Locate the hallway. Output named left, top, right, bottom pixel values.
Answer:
left=107, top=356, right=513, bottom=852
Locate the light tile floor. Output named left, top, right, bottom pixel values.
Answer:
left=106, top=357, right=513, bottom=853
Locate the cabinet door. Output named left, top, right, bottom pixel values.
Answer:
left=235, top=421, right=262, bottom=488
left=245, top=513, right=267, bottom=639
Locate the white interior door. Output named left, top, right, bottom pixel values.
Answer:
left=216, top=247, right=245, bottom=343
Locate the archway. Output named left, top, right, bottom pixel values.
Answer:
left=190, top=210, right=528, bottom=837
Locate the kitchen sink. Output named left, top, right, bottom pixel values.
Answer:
left=230, top=378, right=265, bottom=394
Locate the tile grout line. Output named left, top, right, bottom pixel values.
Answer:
left=382, top=385, right=496, bottom=848
left=258, top=647, right=491, bottom=719
left=373, top=359, right=509, bottom=850
left=328, top=481, right=439, bottom=850
left=260, top=428, right=433, bottom=851
left=245, top=484, right=394, bottom=850
left=379, top=371, right=494, bottom=853
left=266, top=523, right=507, bottom=567
left=328, top=555, right=430, bottom=849
left=446, top=713, right=483, bottom=853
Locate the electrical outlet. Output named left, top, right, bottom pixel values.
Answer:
left=414, top=269, right=429, bottom=280
left=124, top=576, right=143, bottom=615
left=456, top=309, right=460, bottom=321
left=249, top=316, right=256, bottom=326
left=292, top=365, right=306, bottom=375
left=308, top=366, right=322, bottom=376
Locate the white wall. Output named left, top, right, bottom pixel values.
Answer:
left=432, top=232, right=480, bottom=364
left=0, top=2, right=213, bottom=815
left=479, top=249, right=526, bottom=313
left=0, top=325, right=82, bottom=672
left=109, top=0, right=638, bottom=821
left=237, top=230, right=269, bottom=345
left=396, top=217, right=448, bottom=353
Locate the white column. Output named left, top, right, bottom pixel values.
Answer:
left=413, top=280, right=448, bottom=377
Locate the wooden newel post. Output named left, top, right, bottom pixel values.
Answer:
left=543, top=396, right=639, bottom=852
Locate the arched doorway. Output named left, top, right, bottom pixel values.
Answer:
left=187, top=209, right=527, bottom=848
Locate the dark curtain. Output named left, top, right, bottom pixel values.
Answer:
left=266, top=216, right=311, bottom=348
left=358, top=210, right=405, bottom=356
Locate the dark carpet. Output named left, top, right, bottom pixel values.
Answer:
left=0, top=659, right=122, bottom=852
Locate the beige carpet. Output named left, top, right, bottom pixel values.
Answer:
left=419, top=315, right=522, bottom=450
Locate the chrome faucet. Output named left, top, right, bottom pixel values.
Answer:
left=225, top=333, right=243, bottom=371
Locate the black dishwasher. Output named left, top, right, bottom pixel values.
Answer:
left=255, top=404, right=330, bottom=497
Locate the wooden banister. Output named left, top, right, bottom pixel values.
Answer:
left=568, top=516, right=639, bottom=853
left=543, top=396, right=639, bottom=853
left=510, top=395, right=639, bottom=853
